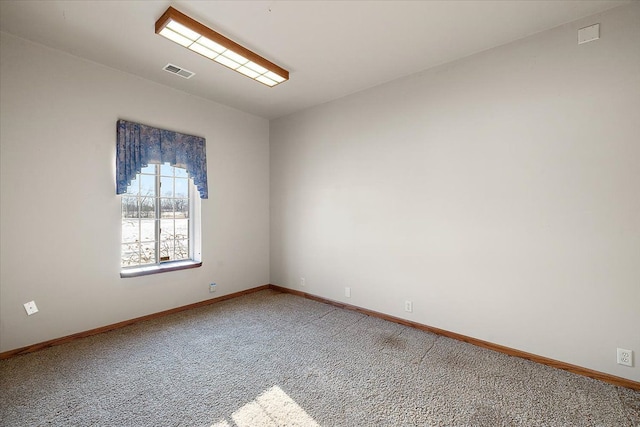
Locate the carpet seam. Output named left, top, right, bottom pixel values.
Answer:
left=332, top=313, right=368, bottom=338
left=419, top=335, right=440, bottom=366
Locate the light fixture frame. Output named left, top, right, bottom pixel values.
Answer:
left=155, top=6, right=289, bottom=86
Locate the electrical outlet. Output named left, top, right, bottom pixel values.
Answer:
left=23, top=301, right=38, bottom=316
left=404, top=300, right=413, bottom=313
left=578, top=23, right=600, bottom=45
left=617, top=348, right=633, bottom=367
left=300, top=277, right=306, bottom=287
left=209, top=283, right=216, bottom=293
left=345, top=287, right=351, bottom=298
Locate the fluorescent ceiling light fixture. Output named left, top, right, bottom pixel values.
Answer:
left=214, top=55, right=241, bottom=70
left=245, top=61, right=268, bottom=75
left=159, top=27, right=193, bottom=47
left=155, top=7, right=289, bottom=87
left=237, top=66, right=260, bottom=79
left=189, top=43, right=217, bottom=59
left=256, top=75, right=278, bottom=87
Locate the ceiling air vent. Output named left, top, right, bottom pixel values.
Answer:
left=163, top=63, right=195, bottom=79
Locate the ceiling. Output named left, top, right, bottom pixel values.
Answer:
left=0, top=1, right=630, bottom=119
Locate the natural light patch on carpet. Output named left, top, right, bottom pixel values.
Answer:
left=210, top=385, right=320, bottom=427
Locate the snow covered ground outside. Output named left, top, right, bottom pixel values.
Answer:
left=121, top=218, right=189, bottom=266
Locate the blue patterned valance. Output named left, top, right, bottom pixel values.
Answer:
left=116, top=119, right=208, bottom=199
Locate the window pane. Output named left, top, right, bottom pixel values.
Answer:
left=122, top=243, right=140, bottom=267
left=160, top=177, right=173, bottom=197
left=140, top=242, right=156, bottom=265
left=140, top=219, right=155, bottom=242
left=175, top=178, right=188, bottom=198
left=175, top=199, right=189, bottom=218
left=175, top=239, right=189, bottom=260
left=161, top=199, right=175, bottom=218
left=140, top=174, right=155, bottom=197
left=161, top=219, right=174, bottom=241
left=140, top=196, right=155, bottom=219
left=160, top=239, right=174, bottom=261
left=122, top=219, right=139, bottom=243
left=175, top=219, right=189, bottom=240
left=141, top=164, right=155, bottom=174
left=175, top=167, right=188, bottom=178
left=161, top=163, right=175, bottom=177
left=122, top=197, right=139, bottom=219
left=125, top=177, right=139, bottom=195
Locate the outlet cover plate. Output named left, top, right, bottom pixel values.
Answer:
left=24, top=301, right=38, bottom=315
left=578, top=23, right=600, bottom=44
left=404, top=300, right=413, bottom=313
left=617, top=348, right=633, bottom=367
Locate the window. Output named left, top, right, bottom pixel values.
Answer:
left=121, top=163, right=201, bottom=277
left=115, top=119, right=207, bottom=277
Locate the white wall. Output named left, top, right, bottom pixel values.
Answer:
left=270, top=4, right=640, bottom=381
left=0, top=33, right=270, bottom=352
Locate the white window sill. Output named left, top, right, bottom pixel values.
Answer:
left=120, top=260, right=202, bottom=278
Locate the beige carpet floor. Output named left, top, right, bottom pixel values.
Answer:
left=1, top=289, right=638, bottom=426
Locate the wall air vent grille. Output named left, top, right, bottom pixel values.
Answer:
left=162, top=63, right=195, bottom=79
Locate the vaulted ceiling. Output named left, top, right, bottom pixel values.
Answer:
left=0, top=1, right=630, bottom=119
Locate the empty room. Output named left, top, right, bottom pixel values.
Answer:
left=0, top=1, right=638, bottom=425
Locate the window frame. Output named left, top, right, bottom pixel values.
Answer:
left=120, top=163, right=202, bottom=278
